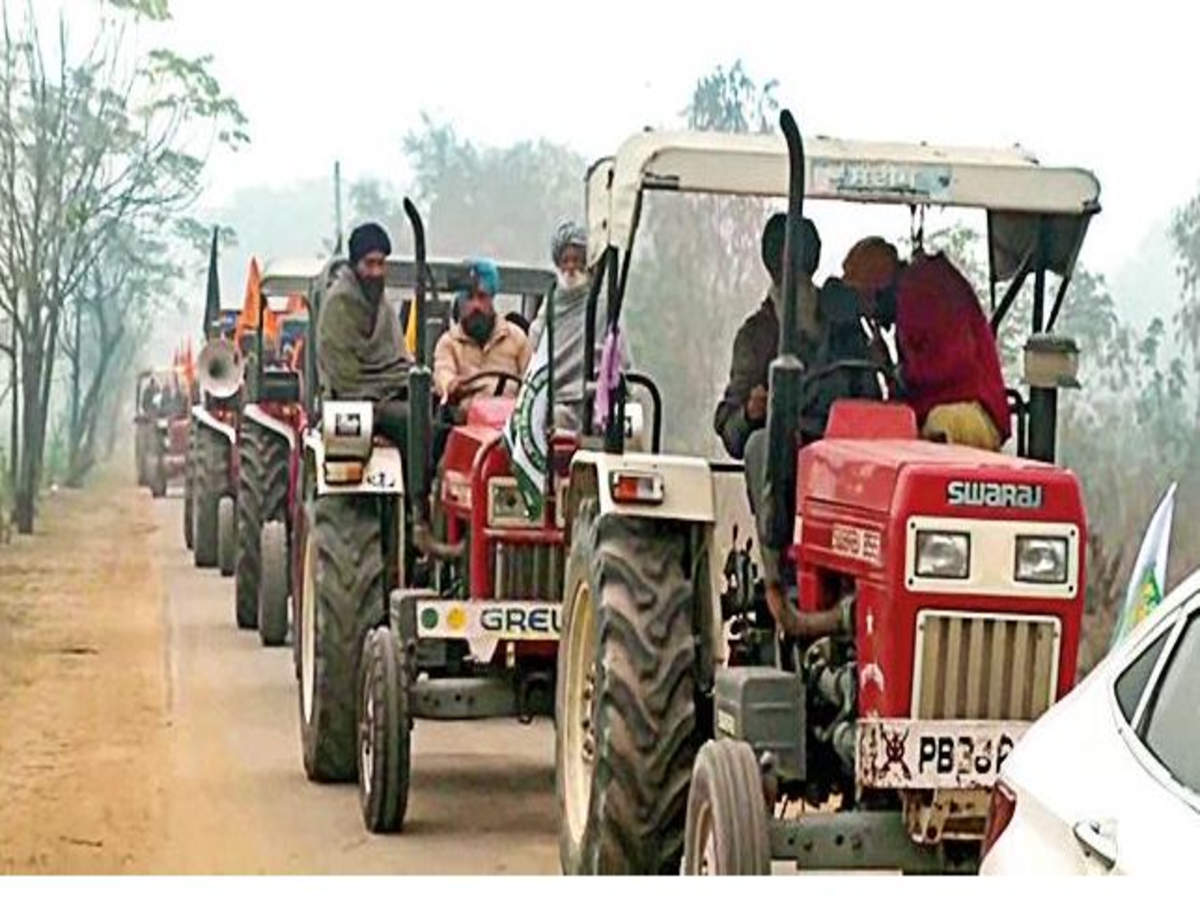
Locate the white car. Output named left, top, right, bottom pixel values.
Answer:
left=979, top=568, right=1200, bottom=874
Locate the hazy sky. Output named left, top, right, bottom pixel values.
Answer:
left=138, top=0, right=1197, bottom=296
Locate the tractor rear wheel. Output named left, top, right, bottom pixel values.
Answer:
left=358, top=625, right=411, bottom=833
left=258, top=520, right=289, bottom=646
left=682, top=740, right=771, bottom=875
left=298, top=494, right=383, bottom=782
left=192, top=426, right=222, bottom=568
left=556, top=500, right=700, bottom=874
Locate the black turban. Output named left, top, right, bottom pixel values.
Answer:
left=761, top=212, right=821, bottom=281
left=348, top=222, right=392, bottom=266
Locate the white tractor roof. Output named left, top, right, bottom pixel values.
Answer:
left=586, top=130, right=1101, bottom=278
left=260, top=257, right=327, bottom=296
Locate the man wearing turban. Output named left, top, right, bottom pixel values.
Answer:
left=317, top=222, right=412, bottom=446
left=432, top=257, right=531, bottom=411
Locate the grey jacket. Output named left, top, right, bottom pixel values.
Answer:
left=316, top=266, right=411, bottom=401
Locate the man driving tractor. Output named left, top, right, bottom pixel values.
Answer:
left=315, top=221, right=412, bottom=448
left=715, top=212, right=880, bottom=635
left=432, top=257, right=531, bottom=412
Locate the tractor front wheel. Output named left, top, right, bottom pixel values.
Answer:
left=217, top=496, right=236, bottom=577
left=357, top=625, right=411, bottom=833
left=258, top=520, right=289, bottom=646
left=191, top=427, right=222, bottom=568
left=682, top=740, right=771, bottom=875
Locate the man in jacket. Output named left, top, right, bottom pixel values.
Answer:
left=316, top=222, right=411, bottom=447
left=713, top=212, right=822, bottom=461
left=433, top=258, right=532, bottom=413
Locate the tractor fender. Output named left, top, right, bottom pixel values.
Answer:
left=303, top=430, right=406, bottom=498
left=566, top=450, right=716, bottom=523
left=191, top=405, right=237, bottom=448
left=565, top=450, right=727, bottom=672
left=243, top=403, right=297, bottom=451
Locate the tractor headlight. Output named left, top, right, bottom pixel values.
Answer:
left=915, top=531, right=970, bottom=580
left=487, top=478, right=536, bottom=528
left=1015, top=535, right=1068, bottom=584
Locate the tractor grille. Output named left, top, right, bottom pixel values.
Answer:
left=493, top=543, right=563, bottom=602
left=913, top=611, right=1061, bottom=720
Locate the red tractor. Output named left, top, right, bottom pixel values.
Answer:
left=552, top=114, right=1099, bottom=874
left=290, top=212, right=567, bottom=813
left=233, top=258, right=321, bottom=643
left=133, top=366, right=189, bottom=498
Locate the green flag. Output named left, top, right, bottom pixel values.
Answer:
left=1110, top=482, right=1176, bottom=650
left=503, top=331, right=550, bottom=519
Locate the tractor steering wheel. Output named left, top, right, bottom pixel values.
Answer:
left=800, top=358, right=901, bottom=401
left=454, top=369, right=525, bottom=400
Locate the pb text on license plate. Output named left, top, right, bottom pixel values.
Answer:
left=857, top=719, right=1028, bottom=789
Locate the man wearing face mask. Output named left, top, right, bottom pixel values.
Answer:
left=527, top=220, right=597, bottom=430
left=433, top=258, right=532, bottom=413
left=316, top=222, right=412, bottom=447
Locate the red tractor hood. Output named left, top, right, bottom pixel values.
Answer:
left=801, top=438, right=1065, bottom=518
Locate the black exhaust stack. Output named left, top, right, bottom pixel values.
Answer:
left=764, top=110, right=807, bottom=551
left=403, top=198, right=432, bottom=520
left=203, top=226, right=221, bottom=341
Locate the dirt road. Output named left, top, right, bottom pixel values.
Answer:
left=0, top=473, right=559, bottom=874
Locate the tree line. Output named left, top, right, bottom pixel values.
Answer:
left=0, top=0, right=246, bottom=531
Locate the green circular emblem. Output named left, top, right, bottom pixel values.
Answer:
left=515, top=366, right=550, bottom=470
left=420, top=607, right=439, bottom=630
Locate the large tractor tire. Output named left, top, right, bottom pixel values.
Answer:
left=192, top=426, right=223, bottom=568
left=556, top=499, right=700, bottom=875
left=298, top=494, right=384, bottom=782
left=236, top=424, right=290, bottom=629
left=358, top=625, right=411, bottom=833
left=217, top=495, right=236, bottom=577
left=258, top=520, right=289, bottom=646
left=183, top=424, right=195, bottom=550
left=682, top=740, right=771, bottom=875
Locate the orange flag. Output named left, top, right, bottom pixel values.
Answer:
left=234, top=257, right=263, bottom=350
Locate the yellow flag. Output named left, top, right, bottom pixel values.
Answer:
left=404, top=297, right=418, bottom=357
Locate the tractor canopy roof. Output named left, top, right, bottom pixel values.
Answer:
left=385, top=257, right=555, bottom=299
left=586, top=130, right=1101, bottom=282
left=259, top=257, right=327, bottom=298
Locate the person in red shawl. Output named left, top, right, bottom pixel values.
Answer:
left=842, top=237, right=1011, bottom=451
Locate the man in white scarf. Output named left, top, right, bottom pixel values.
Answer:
left=528, top=220, right=599, bottom=430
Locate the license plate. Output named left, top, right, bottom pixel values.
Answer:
left=857, top=718, right=1028, bottom=789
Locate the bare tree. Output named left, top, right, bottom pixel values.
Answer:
left=0, top=0, right=246, bottom=530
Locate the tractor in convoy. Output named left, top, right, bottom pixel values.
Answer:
left=288, top=225, right=565, bottom=824
left=232, top=257, right=320, bottom=644
left=185, top=230, right=246, bottom=575
left=133, top=363, right=190, bottom=498
left=551, top=113, right=1099, bottom=874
